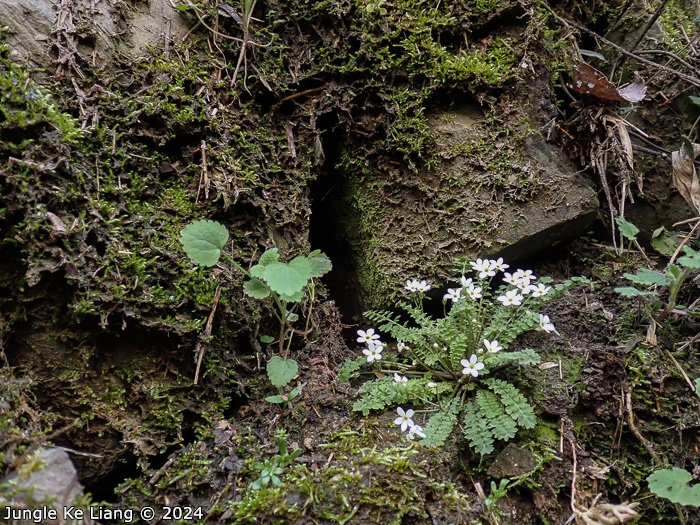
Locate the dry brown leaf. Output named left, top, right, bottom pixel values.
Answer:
left=671, top=141, right=700, bottom=214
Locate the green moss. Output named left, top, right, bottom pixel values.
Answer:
left=0, top=34, right=82, bottom=146
left=228, top=429, right=470, bottom=522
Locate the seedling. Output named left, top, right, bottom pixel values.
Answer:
left=180, top=220, right=332, bottom=387
left=615, top=244, right=700, bottom=334
left=265, top=385, right=302, bottom=409
left=250, top=436, right=302, bottom=490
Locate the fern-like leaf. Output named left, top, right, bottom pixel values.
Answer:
left=419, top=397, right=460, bottom=447
left=463, top=401, right=495, bottom=455
left=475, top=390, right=518, bottom=442
left=352, top=378, right=396, bottom=415
left=486, top=348, right=540, bottom=368
left=484, top=378, right=536, bottom=429
left=338, top=356, right=366, bottom=383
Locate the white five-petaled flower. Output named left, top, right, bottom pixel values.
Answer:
left=407, top=424, right=426, bottom=440
left=470, top=258, right=496, bottom=279
left=466, top=284, right=482, bottom=300
left=539, top=314, right=558, bottom=334
left=405, top=279, right=419, bottom=292
left=357, top=328, right=381, bottom=344
left=444, top=287, right=462, bottom=303
left=529, top=283, right=551, bottom=297
left=394, top=373, right=408, bottom=387
left=497, top=289, right=524, bottom=306
left=460, top=276, right=473, bottom=288
left=461, top=354, right=484, bottom=377
left=363, top=340, right=384, bottom=363
left=483, top=339, right=503, bottom=353
left=502, top=272, right=521, bottom=286
left=416, top=280, right=431, bottom=292
left=397, top=341, right=406, bottom=352
left=395, top=407, right=415, bottom=432
left=491, top=257, right=509, bottom=272
left=514, top=269, right=536, bottom=283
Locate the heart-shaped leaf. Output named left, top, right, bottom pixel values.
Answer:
left=267, top=356, right=298, bottom=387
left=180, top=220, right=229, bottom=267
left=262, top=261, right=311, bottom=296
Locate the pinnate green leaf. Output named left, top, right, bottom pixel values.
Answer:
left=419, top=398, right=459, bottom=447
left=180, top=220, right=229, bottom=267
left=463, top=401, right=495, bottom=455
left=647, top=468, right=700, bottom=506
left=338, top=356, right=366, bottom=383
left=267, top=356, right=298, bottom=387
left=485, top=378, right=536, bottom=429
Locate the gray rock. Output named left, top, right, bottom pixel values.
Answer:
left=0, top=448, right=85, bottom=525
left=487, top=443, right=539, bottom=479
left=0, top=0, right=191, bottom=69
left=335, top=96, right=599, bottom=309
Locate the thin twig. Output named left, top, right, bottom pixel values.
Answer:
left=609, top=0, right=671, bottom=77
left=661, top=346, right=696, bottom=393
left=624, top=387, right=663, bottom=467
left=194, top=285, right=222, bottom=385
left=669, top=218, right=700, bottom=266
left=545, top=6, right=700, bottom=87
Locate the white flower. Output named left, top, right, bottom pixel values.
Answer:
left=393, top=373, right=408, bottom=387
left=394, top=407, right=415, bottom=432
left=461, top=354, right=484, bottom=377
left=466, top=285, right=482, bottom=300
left=528, top=283, right=551, bottom=297
left=415, top=280, right=431, bottom=292
left=514, top=269, right=536, bottom=283
left=470, top=258, right=496, bottom=279
left=460, top=276, right=473, bottom=288
left=443, top=287, right=462, bottom=303
left=397, top=341, right=406, bottom=352
left=363, top=341, right=384, bottom=363
left=483, top=339, right=503, bottom=353
left=407, top=424, right=426, bottom=440
left=357, top=328, right=381, bottom=344
left=490, top=257, right=509, bottom=272
left=497, top=289, right=524, bottom=306
left=405, top=279, right=419, bottom=292
left=502, top=272, right=520, bottom=286
left=427, top=382, right=437, bottom=388
left=539, top=314, right=558, bottom=334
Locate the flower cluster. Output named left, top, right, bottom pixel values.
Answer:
left=405, top=279, right=431, bottom=293
left=394, top=407, right=425, bottom=440
left=357, top=328, right=384, bottom=363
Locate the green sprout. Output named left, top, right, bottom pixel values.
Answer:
left=180, top=220, right=332, bottom=387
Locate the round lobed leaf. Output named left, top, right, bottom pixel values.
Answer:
left=180, top=220, right=229, bottom=267
left=267, top=356, right=298, bottom=387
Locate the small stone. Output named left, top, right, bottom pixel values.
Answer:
left=487, top=443, right=538, bottom=479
